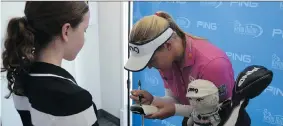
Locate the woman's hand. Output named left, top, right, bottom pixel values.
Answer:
left=145, top=101, right=175, bottom=120
left=130, top=90, right=154, bottom=105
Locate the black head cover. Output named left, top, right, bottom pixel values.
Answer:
left=130, top=105, right=145, bottom=115
left=233, top=65, right=273, bottom=100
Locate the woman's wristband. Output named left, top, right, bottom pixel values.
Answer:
left=174, top=104, right=193, bottom=117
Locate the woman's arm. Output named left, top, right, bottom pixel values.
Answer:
left=154, top=70, right=194, bottom=117
left=154, top=70, right=180, bottom=104
left=152, top=89, right=193, bottom=117
left=152, top=89, right=178, bottom=104
left=174, top=104, right=194, bottom=117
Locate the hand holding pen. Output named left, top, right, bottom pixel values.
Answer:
left=130, top=81, right=154, bottom=105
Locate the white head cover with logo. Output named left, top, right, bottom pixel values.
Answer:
left=186, top=79, right=220, bottom=115
left=186, top=79, right=218, bottom=98
left=186, top=79, right=221, bottom=126
left=124, top=27, right=174, bottom=71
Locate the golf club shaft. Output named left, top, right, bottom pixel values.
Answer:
left=142, top=115, right=144, bottom=126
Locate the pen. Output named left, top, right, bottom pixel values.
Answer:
left=138, top=80, right=143, bottom=106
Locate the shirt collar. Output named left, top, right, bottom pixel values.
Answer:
left=180, top=35, right=196, bottom=69
left=28, top=62, right=76, bottom=83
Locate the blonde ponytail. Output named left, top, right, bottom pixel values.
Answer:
left=155, top=11, right=204, bottom=40
left=129, top=11, right=204, bottom=46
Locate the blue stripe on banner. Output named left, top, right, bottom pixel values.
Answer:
left=132, top=1, right=283, bottom=126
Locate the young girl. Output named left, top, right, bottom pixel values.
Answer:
left=1, top=2, right=98, bottom=126
left=126, top=11, right=250, bottom=126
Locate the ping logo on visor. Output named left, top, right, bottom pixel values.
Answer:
left=188, top=88, right=199, bottom=93
left=129, top=46, right=139, bottom=54
left=128, top=28, right=173, bottom=56
left=124, top=27, right=173, bottom=71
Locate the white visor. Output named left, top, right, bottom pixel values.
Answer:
left=124, top=28, right=173, bottom=71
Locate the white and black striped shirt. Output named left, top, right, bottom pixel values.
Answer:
left=12, top=62, right=99, bottom=126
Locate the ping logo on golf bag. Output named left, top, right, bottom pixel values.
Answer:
left=129, top=46, right=139, bottom=54
left=238, top=67, right=260, bottom=87
left=188, top=88, right=199, bottom=93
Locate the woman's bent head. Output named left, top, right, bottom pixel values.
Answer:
left=125, top=11, right=187, bottom=71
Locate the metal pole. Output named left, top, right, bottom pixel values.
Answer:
left=127, top=2, right=131, bottom=126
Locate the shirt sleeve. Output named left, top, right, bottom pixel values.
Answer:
left=159, top=70, right=170, bottom=89
left=157, top=70, right=193, bottom=117
left=154, top=70, right=178, bottom=103
left=152, top=89, right=178, bottom=104
left=199, top=58, right=234, bottom=101
left=152, top=89, right=193, bottom=117
left=58, top=90, right=99, bottom=126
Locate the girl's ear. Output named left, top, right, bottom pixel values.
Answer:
left=61, top=23, right=71, bottom=42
